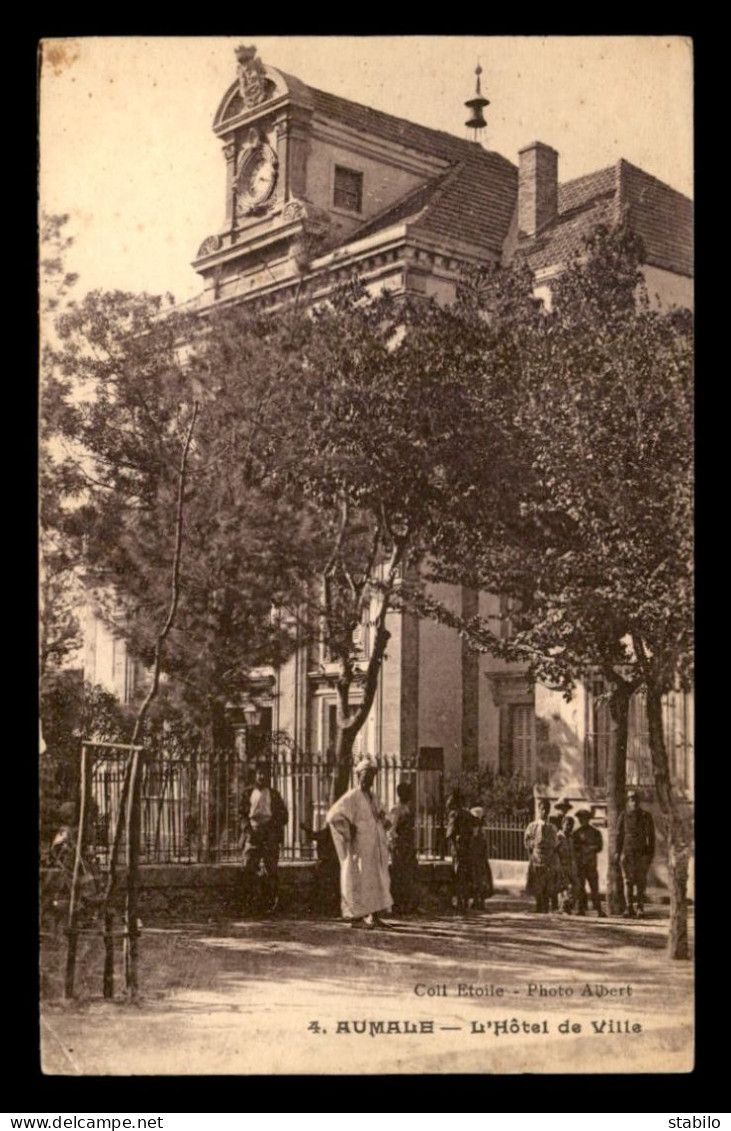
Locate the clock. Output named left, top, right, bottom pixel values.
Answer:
left=235, top=145, right=278, bottom=215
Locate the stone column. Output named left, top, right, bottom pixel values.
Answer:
left=223, top=140, right=237, bottom=226
left=277, top=107, right=312, bottom=203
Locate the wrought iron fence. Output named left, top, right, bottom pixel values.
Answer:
left=85, top=743, right=529, bottom=866
left=87, top=746, right=449, bottom=865
left=484, top=813, right=530, bottom=862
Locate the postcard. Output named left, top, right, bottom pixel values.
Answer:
left=39, top=35, right=693, bottom=1076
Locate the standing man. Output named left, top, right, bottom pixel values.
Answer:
left=388, top=782, right=419, bottom=915
left=616, top=788, right=655, bottom=918
left=327, top=755, right=392, bottom=929
left=524, top=799, right=559, bottom=914
left=573, top=809, right=607, bottom=918
left=555, top=815, right=579, bottom=914
left=468, top=807, right=494, bottom=910
left=446, top=789, right=476, bottom=913
left=240, top=763, right=289, bottom=915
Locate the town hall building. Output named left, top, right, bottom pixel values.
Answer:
left=85, top=45, right=693, bottom=841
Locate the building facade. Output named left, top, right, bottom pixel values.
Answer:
left=86, top=47, right=693, bottom=841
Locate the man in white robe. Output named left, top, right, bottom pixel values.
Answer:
left=326, top=756, right=392, bottom=929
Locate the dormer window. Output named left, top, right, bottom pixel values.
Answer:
left=333, top=165, right=363, bottom=214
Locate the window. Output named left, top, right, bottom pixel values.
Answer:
left=584, top=674, right=613, bottom=787
left=500, top=703, right=535, bottom=777
left=585, top=674, right=693, bottom=792
left=499, top=593, right=517, bottom=641
left=333, top=165, right=363, bottom=213
left=247, top=706, right=273, bottom=761
left=511, top=705, right=535, bottom=778
left=626, top=692, right=651, bottom=787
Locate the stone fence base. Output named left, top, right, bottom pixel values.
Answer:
left=41, top=857, right=687, bottom=925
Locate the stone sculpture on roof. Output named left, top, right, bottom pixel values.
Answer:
left=235, top=44, right=272, bottom=108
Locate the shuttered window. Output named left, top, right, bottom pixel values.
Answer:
left=333, top=165, right=363, bottom=213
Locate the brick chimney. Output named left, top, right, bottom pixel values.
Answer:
left=518, top=142, right=559, bottom=237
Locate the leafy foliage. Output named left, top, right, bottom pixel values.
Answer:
left=446, top=766, right=533, bottom=819
left=42, top=287, right=319, bottom=750
left=40, top=676, right=132, bottom=840
left=423, top=224, right=693, bottom=703
left=423, top=221, right=693, bottom=956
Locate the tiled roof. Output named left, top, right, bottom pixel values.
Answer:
left=308, top=85, right=501, bottom=166
left=557, top=166, right=615, bottom=214
left=287, top=78, right=691, bottom=276
left=619, top=161, right=693, bottom=277
left=521, top=192, right=616, bottom=272
left=410, top=151, right=518, bottom=254
left=345, top=153, right=518, bottom=257
left=302, top=83, right=518, bottom=257
left=521, top=161, right=693, bottom=278
left=347, top=170, right=455, bottom=242
left=267, top=74, right=691, bottom=279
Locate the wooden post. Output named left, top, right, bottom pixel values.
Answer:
left=123, top=403, right=199, bottom=1001
left=123, top=746, right=145, bottom=1000
left=64, top=742, right=92, bottom=999
left=100, top=749, right=137, bottom=999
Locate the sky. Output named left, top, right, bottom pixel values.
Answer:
left=39, top=36, right=693, bottom=304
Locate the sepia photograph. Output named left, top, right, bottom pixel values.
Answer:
left=39, top=35, right=694, bottom=1076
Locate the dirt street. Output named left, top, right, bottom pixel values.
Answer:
left=41, top=901, right=693, bottom=1075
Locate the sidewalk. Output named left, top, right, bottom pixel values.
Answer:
left=41, top=896, right=693, bottom=1075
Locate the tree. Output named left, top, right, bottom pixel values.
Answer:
left=234, top=283, right=492, bottom=798
left=40, top=676, right=131, bottom=845
left=421, top=225, right=693, bottom=956
left=40, top=214, right=84, bottom=679
left=43, top=289, right=312, bottom=775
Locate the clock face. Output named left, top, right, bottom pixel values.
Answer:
left=236, top=146, right=277, bottom=214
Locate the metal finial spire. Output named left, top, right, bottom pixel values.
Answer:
left=465, top=61, right=489, bottom=141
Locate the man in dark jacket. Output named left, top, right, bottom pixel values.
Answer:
left=388, top=782, right=419, bottom=915
left=572, top=809, right=607, bottom=917
left=616, top=789, right=655, bottom=918
left=446, top=789, right=475, bottom=912
left=240, top=763, right=288, bottom=914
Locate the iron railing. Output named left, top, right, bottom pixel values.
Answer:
left=87, top=747, right=448, bottom=865
left=85, top=743, right=529, bottom=866
left=484, top=812, right=530, bottom=862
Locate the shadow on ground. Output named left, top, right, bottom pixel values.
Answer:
left=42, top=896, right=691, bottom=1017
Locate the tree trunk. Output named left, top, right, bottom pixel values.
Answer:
left=100, top=752, right=134, bottom=999
left=332, top=696, right=358, bottom=801
left=646, top=684, right=690, bottom=960
left=123, top=745, right=144, bottom=1000
left=205, top=697, right=232, bottom=863
left=332, top=619, right=391, bottom=802
left=606, top=682, right=630, bottom=916
left=64, top=742, right=92, bottom=998
left=123, top=404, right=198, bottom=1000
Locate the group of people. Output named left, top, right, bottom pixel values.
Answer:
left=238, top=757, right=419, bottom=926
left=239, top=759, right=655, bottom=927
left=524, top=791, right=655, bottom=918
left=445, top=791, right=495, bottom=912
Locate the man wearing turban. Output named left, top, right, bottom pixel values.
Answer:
left=326, top=756, right=392, bottom=929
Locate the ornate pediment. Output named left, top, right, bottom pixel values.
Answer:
left=213, top=50, right=313, bottom=135
left=487, top=672, right=534, bottom=707
left=234, top=45, right=275, bottom=109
